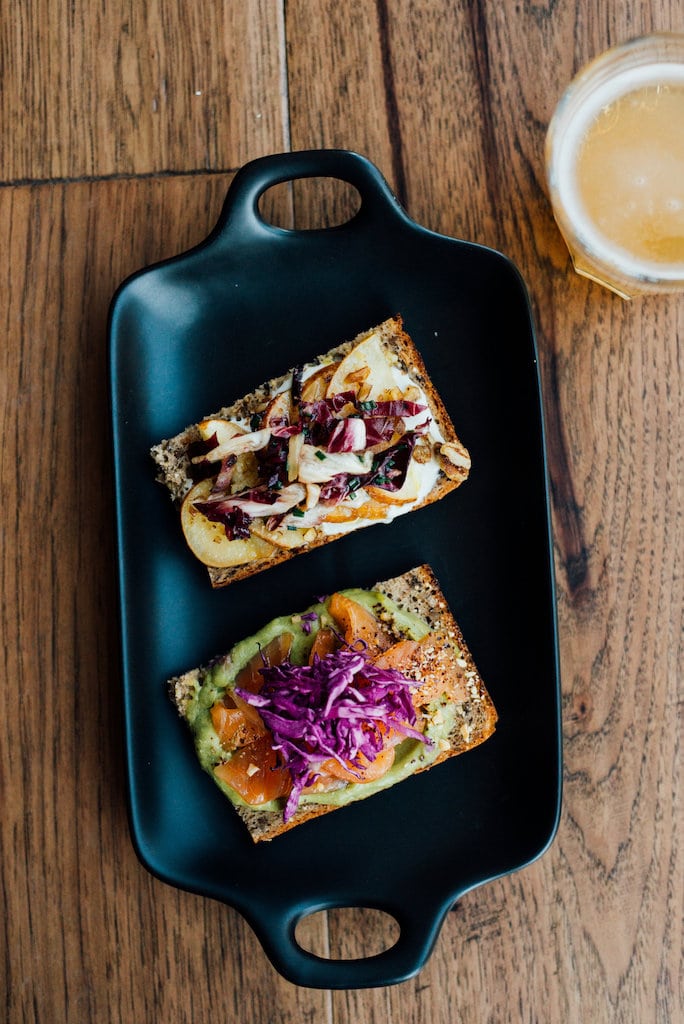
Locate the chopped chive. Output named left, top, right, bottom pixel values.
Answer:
left=315, top=450, right=327, bottom=461
left=292, top=507, right=305, bottom=518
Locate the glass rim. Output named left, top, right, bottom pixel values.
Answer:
left=545, top=33, right=684, bottom=288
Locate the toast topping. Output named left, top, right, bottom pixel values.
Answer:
left=180, top=327, right=463, bottom=567
left=235, top=643, right=429, bottom=821
left=204, top=592, right=473, bottom=822
left=169, top=565, right=497, bottom=841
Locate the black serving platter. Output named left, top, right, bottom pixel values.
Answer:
left=108, top=150, right=561, bottom=989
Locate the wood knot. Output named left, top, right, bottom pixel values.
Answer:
left=568, top=687, right=593, bottom=728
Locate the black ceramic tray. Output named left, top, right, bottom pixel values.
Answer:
left=109, top=150, right=561, bottom=989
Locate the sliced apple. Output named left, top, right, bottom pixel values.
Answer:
left=230, top=451, right=259, bottom=493
left=180, top=479, right=276, bottom=568
left=365, top=457, right=423, bottom=505
left=197, top=418, right=246, bottom=444
left=325, top=333, right=398, bottom=399
left=262, top=390, right=292, bottom=427
left=301, top=362, right=340, bottom=402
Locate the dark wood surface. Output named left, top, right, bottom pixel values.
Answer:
left=2, top=3, right=682, bottom=1022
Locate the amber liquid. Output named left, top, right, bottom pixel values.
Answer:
left=574, top=83, right=684, bottom=265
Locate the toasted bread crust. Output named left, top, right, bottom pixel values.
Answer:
left=151, top=317, right=470, bottom=588
left=168, top=564, right=497, bottom=842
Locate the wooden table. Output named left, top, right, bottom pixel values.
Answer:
left=2, top=3, right=681, bottom=1021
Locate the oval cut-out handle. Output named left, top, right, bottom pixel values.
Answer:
left=245, top=897, right=450, bottom=989
left=295, top=906, right=401, bottom=960
left=209, top=149, right=411, bottom=247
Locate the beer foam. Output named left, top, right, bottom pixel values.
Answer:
left=551, top=62, right=684, bottom=281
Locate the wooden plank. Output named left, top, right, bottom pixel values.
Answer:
left=0, top=177, right=329, bottom=1023
left=283, top=1, right=683, bottom=1020
left=283, top=0, right=397, bottom=227
left=283, top=0, right=498, bottom=239
left=2, top=0, right=682, bottom=1018
left=0, top=1, right=287, bottom=182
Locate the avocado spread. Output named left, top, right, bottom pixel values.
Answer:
left=183, top=588, right=460, bottom=815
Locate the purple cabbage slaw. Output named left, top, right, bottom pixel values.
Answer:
left=235, top=646, right=430, bottom=821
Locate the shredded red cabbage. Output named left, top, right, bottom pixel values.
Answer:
left=299, top=611, right=319, bottom=635
left=235, top=647, right=429, bottom=820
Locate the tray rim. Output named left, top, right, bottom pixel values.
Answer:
left=108, top=148, right=563, bottom=989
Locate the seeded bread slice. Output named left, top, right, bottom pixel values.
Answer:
left=151, top=317, right=471, bottom=588
left=168, top=564, right=497, bottom=842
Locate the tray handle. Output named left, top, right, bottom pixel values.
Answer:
left=246, top=897, right=449, bottom=989
left=210, top=149, right=409, bottom=244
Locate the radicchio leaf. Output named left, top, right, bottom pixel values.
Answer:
left=366, top=433, right=418, bottom=491
left=363, top=416, right=399, bottom=448
left=359, top=399, right=427, bottom=417
left=327, top=417, right=367, bottom=453
left=235, top=646, right=429, bottom=820
left=187, top=432, right=221, bottom=483
left=194, top=501, right=253, bottom=540
left=211, top=453, right=238, bottom=493
left=256, top=434, right=290, bottom=488
left=291, top=365, right=304, bottom=406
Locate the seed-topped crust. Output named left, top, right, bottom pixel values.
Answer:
left=150, top=316, right=470, bottom=588
left=168, top=564, right=497, bottom=842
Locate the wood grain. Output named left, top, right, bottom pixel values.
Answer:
left=283, top=1, right=683, bottom=1021
left=0, top=1, right=287, bottom=182
left=0, top=178, right=327, bottom=1024
left=1, top=0, right=683, bottom=1021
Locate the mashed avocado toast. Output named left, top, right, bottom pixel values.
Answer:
left=168, top=564, right=497, bottom=842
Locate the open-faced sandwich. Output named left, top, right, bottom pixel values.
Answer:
left=169, top=564, right=497, bottom=842
left=151, top=316, right=471, bottom=588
